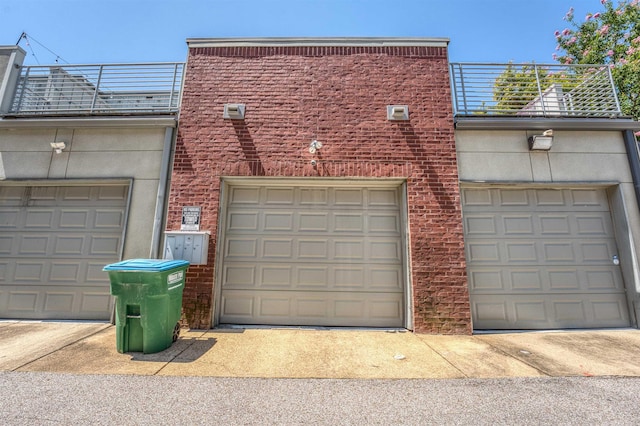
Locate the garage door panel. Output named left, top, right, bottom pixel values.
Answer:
left=18, top=234, right=50, bottom=255
left=263, top=212, right=292, bottom=231
left=225, top=238, right=257, bottom=258
left=44, top=292, right=75, bottom=313
left=262, top=239, right=293, bottom=258
left=0, top=186, right=26, bottom=205
left=94, top=209, right=126, bottom=229
left=228, top=211, right=260, bottom=231
left=14, top=262, right=45, bottom=281
left=54, top=235, right=86, bottom=256
left=220, top=183, right=405, bottom=327
left=472, top=293, right=629, bottom=329
left=468, top=239, right=618, bottom=265
left=466, top=213, right=614, bottom=239
left=49, top=262, right=81, bottom=282
left=464, top=188, right=610, bottom=212
left=261, top=266, right=292, bottom=287
left=7, top=290, right=39, bottom=312
left=221, top=289, right=403, bottom=327
left=0, top=184, right=128, bottom=320
left=299, top=213, right=329, bottom=231
left=59, top=210, right=91, bottom=228
left=227, top=235, right=400, bottom=263
left=222, top=262, right=402, bottom=292
left=96, top=185, right=128, bottom=201
left=464, top=187, right=630, bottom=330
left=265, top=187, right=295, bottom=204
left=300, top=188, right=328, bottom=205
left=334, top=188, right=363, bottom=206
left=0, top=209, right=20, bottom=228
left=89, top=235, right=122, bottom=256
left=24, top=209, right=56, bottom=228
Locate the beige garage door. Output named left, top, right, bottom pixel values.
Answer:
left=218, top=183, right=405, bottom=327
left=463, top=187, right=630, bottom=330
left=0, top=184, right=129, bottom=320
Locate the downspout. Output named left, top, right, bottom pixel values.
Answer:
left=149, top=125, right=176, bottom=258
left=623, top=129, right=640, bottom=213
left=622, top=129, right=640, bottom=328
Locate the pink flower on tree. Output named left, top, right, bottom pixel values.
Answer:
left=598, top=24, right=610, bottom=35
left=564, top=7, right=574, bottom=20
left=593, top=12, right=601, bottom=18
left=607, top=49, right=614, bottom=56
left=586, top=14, right=592, bottom=20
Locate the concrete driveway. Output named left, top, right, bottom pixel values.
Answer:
left=2, top=320, right=640, bottom=379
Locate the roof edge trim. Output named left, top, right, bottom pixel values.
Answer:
left=455, top=117, right=640, bottom=131
left=0, top=116, right=178, bottom=129
left=187, top=37, right=449, bottom=48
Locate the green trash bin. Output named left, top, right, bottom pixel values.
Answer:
left=103, top=259, right=190, bottom=354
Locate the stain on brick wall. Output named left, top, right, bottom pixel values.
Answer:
left=169, top=43, right=471, bottom=334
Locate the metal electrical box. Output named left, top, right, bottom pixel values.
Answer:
left=163, top=231, right=210, bottom=265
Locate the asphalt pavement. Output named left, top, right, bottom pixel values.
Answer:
left=1, top=373, right=639, bottom=425
left=2, top=321, right=640, bottom=424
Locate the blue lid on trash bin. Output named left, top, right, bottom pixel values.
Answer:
left=103, top=259, right=190, bottom=272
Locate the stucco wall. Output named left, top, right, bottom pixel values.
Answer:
left=456, top=128, right=640, bottom=325
left=170, top=43, right=470, bottom=333
left=0, top=126, right=168, bottom=259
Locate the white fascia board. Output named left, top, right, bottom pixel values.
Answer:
left=187, top=37, right=449, bottom=48
left=0, top=116, right=177, bottom=129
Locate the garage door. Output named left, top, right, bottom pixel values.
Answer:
left=463, top=187, right=630, bottom=330
left=0, top=184, right=129, bottom=320
left=218, top=183, right=405, bottom=327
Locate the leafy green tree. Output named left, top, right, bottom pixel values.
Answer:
left=554, top=0, right=640, bottom=130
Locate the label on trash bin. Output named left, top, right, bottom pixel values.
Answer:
left=168, top=270, right=184, bottom=286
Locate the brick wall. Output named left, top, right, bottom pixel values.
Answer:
left=168, top=43, right=471, bottom=333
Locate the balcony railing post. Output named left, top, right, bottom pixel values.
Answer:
left=457, top=64, right=468, bottom=115
left=168, top=63, right=179, bottom=111
left=533, top=64, right=546, bottom=116
left=13, top=66, right=30, bottom=113
left=90, top=65, right=104, bottom=113
left=606, top=65, right=622, bottom=116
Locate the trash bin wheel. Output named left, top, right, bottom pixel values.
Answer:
left=172, top=322, right=181, bottom=342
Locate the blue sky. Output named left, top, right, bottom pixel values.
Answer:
left=1, top=0, right=607, bottom=65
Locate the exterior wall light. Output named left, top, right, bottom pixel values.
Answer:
left=528, top=129, right=554, bottom=151
left=223, top=103, right=245, bottom=120
left=50, top=141, right=66, bottom=154
left=309, top=140, right=323, bottom=154
left=387, top=105, right=409, bottom=121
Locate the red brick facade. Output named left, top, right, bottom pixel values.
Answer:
left=168, top=41, right=471, bottom=334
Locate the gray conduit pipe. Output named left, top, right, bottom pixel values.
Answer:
left=149, top=126, right=175, bottom=258
left=623, top=129, right=640, bottom=213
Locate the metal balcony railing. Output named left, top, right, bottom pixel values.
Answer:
left=450, top=63, right=622, bottom=118
left=9, top=63, right=184, bottom=116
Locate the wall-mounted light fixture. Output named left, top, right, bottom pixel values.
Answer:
left=387, top=105, right=409, bottom=121
left=50, top=141, right=66, bottom=154
left=309, top=140, right=323, bottom=154
left=528, top=129, right=554, bottom=151
left=223, top=103, right=245, bottom=120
